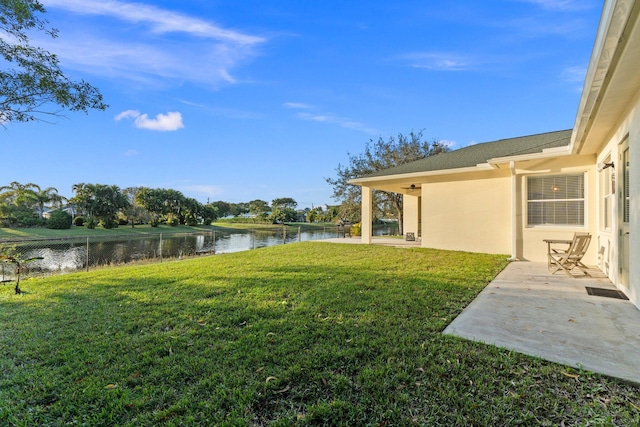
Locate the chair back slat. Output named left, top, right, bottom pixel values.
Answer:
left=568, top=234, right=591, bottom=257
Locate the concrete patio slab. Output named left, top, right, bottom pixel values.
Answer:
left=321, top=237, right=422, bottom=248
left=444, top=261, right=640, bottom=384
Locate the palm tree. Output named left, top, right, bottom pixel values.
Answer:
left=71, top=182, right=91, bottom=217
left=0, top=181, right=40, bottom=207
left=34, top=187, right=67, bottom=218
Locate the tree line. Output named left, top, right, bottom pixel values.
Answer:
left=0, top=182, right=339, bottom=229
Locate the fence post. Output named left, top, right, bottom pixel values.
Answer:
left=159, top=233, right=163, bottom=263
left=86, top=237, right=90, bottom=272
left=283, top=225, right=286, bottom=245
left=212, top=230, right=216, bottom=255
left=252, top=230, right=255, bottom=250
left=298, top=226, right=301, bottom=242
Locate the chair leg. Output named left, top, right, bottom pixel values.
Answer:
left=574, top=262, right=590, bottom=275
left=552, top=265, right=573, bottom=276
left=550, top=257, right=575, bottom=277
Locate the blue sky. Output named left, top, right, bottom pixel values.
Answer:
left=2, top=0, right=602, bottom=209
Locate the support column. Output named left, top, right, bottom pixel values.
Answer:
left=509, top=161, right=518, bottom=261
left=361, top=186, right=372, bottom=244
left=403, top=194, right=419, bottom=239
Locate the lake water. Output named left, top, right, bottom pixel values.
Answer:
left=7, top=225, right=398, bottom=277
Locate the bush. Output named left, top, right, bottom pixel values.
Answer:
left=86, top=217, right=97, bottom=229
left=99, top=218, right=118, bottom=229
left=351, top=222, right=362, bottom=236
left=73, top=216, right=85, bottom=226
left=8, top=207, right=42, bottom=227
left=46, top=210, right=73, bottom=229
left=118, top=217, right=128, bottom=226
left=166, top=215, right=179, bottom=227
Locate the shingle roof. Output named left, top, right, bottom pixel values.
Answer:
left=358, top=129, right=572, bottom=179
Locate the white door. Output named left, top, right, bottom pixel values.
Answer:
left=619, top=139, right=630, bottom=288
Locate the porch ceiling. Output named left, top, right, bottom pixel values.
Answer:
left=361, top=179, right=423, bottom=195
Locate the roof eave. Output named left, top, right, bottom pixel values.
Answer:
left=348, top=163, right=495, bottom=186
left=487, top=145, right=573, bottom=167
left=570, top=0, right=636, bottom=154
left=349, top=144, right=573, bottom=185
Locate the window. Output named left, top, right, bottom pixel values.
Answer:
left=622, top=147, right=630, bottom=223
left=527, top=174, right=585, bottom=226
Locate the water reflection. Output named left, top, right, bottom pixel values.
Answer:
left=16, top=225, right=397, bottom=275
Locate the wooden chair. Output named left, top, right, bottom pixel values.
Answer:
left=546, top=232, right=592, bottom=277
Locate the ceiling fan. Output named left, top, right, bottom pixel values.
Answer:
left=400, top=184, right=421, bottom=192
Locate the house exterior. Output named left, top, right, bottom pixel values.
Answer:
left=349, top=0, right=640, bottom=310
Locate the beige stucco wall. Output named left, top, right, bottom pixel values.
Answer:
left=516, top=155, right=597, bottom=264
left=403, top=195, right=420, bottom=239
left=420, top=171, right=511, bottom=255
left=414, top=155, right=598, bottom=263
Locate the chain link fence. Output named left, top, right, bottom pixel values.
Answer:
left=0, top=226, right=348, bottom=282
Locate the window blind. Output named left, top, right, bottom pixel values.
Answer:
left=527, top=174, right=584, bottom=226
left=623, top=149, right=630, bottom=223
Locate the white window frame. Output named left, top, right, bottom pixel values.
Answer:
left=526, top=173, right=586, bottom=228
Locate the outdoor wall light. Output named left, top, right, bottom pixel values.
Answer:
left=597, top=161, right=615, bottom=172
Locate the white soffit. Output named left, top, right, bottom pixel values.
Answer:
left=572, top=0, right=640, bottom=154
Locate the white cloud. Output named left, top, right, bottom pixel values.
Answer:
left=296, top=112, right=378, bottom=135
left=178, top=99, right=208, bottom=109
left=400, top=52, right=471, bottom=71
left=135, top=112, right=184, bottom=131
left=438, top=140, right=456, bottom=149
left=115, top=109, right=141, bottom=121
left=115, top=110, right=184, bottom=131
left=43, top=0, right=264, bottom=44
left=560, top=65, right=586, bottom=83
left=123, top=149, right=140, bottom=157
left=285, top=102, right=377, bottom=134
left=518, top=0, right=593, bottom=11
left=41, top=0, right=265, bottom=87
left=283, top=102, right=313, bottom=109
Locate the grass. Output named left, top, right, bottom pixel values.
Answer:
left=1, top=243, right=639, bottom=426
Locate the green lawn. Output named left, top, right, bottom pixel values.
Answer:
left=1, top=243, right=638, bottom=426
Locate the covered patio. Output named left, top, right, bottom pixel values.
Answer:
left=321, top=236, right=421, bottom=248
